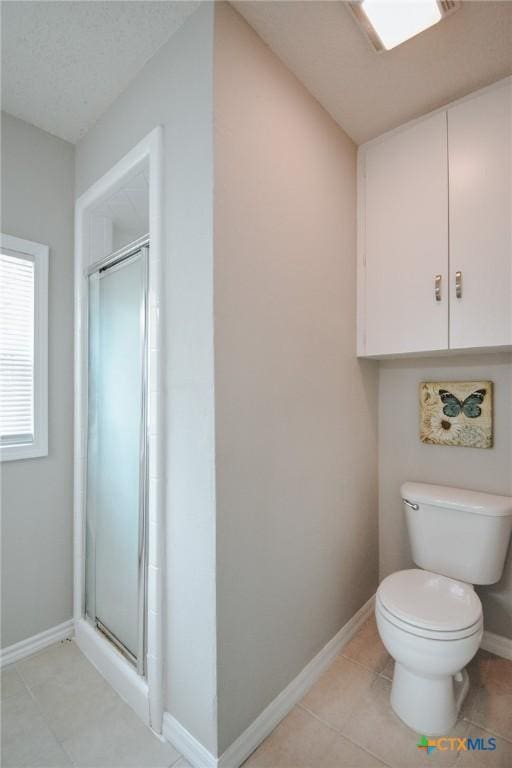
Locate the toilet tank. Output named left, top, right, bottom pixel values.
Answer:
left=401, top=482, right=512, bottom=585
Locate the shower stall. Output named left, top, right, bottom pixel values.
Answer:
left=85, top=237, right=149, bottom=672
left=74, top=129, right=163, bottom=731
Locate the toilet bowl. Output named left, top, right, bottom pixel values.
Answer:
left=376, top=569, right=483, bottom=735
left=374, top=483, right=512, bottom=736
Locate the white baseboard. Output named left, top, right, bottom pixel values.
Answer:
left=163, top=594, right=375, bottom=768
left=0, top=619, right=74, bottom=668
left=218, top=594, right=375, bottom=768
left=75, top=618, right=150, bottom=726
left=163, top=713, right=217, bottom=768
left=481, top=629, right=512, bottom=661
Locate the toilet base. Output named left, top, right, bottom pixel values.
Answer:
left=390, top=663, right=469, bottom=736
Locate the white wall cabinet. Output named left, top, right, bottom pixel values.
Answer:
left=358, top=78, right=511, bottom=358
left=360, top=112, right=448, bottom=357
left=448, top=82, right=511, bottom=350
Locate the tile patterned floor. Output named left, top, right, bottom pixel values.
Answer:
left=243, top=616, right=512, bottom=768
left=2, top=619, right=511, bottom=768
left=0, top=639, right=189, bottom=768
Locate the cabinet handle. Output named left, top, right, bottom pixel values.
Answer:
left=455, top=271, right=463, bottom=299
left=434, top=274, right=442, bottom=302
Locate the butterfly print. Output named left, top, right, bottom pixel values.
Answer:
left=438, top=388, right=487, bottom=419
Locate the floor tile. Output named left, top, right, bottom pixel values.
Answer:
left=4, top=624, right=511, bottom=768
left=61, top=696, right=181, bottom=768
left=1, top=689, right=72, bottom=767
left=341, top=675, right=471, bottom=768
left=467, top=649, right=512, bottom=694
left=29, top=652, right=121, bottom=741
left=380, top=655, right=394, bottom=681
left=1, top=664, right=27, bottom=701
left=457, top=725, right=512, bottom=768
left=300, top=655, right=377, bottom=731
left=462, top=649, right=512, bottom=740
left=243, top=706, right=386, bottom=768
left=341, top=615, right=390, bottom=674
left=16, top=638, right=85, bottom=689
left=4, top=641, right=184, bottom=767
left=26, top=740, right=73, bottom=768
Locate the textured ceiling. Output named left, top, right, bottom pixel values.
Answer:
left=3, top=1, right=511, bottom=146
left=1, top=1, right=199, bottom=143
left=233, top=1, right=512, bottom=144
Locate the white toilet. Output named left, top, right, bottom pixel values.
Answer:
left=375, top=482, right=512, bottom=736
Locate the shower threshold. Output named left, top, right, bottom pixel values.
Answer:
left=96, top=619, right=138, bottom=668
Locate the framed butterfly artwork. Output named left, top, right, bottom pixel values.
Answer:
left=420, top=381, right=493, bottom=449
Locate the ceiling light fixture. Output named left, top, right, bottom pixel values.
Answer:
left=349, top=1, right=460, bottom=52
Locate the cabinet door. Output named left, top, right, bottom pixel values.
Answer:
left=362, top=112, right=448, bottom=356
left=448, top=81, right=512, bottom=349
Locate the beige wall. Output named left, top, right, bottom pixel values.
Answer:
left=214, top=3, right=379, bottom=753
left=379, top=352, right=512, bottom=639
left=1, top=113, right=75, bottom=647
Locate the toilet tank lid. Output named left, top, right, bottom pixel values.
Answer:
left=401, top=482, right=512, bottom=518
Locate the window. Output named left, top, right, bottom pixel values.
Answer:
left=0, top=234, right=48, bottom=460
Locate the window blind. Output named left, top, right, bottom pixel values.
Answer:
left=0, top=252, right=35, bottom=443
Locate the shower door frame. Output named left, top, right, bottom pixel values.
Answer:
left=74, top=127, right=164, bottom=732
left=86, top=237, right=149, bottom=675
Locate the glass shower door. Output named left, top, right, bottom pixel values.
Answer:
left=85, top=246, right=147, bottom=670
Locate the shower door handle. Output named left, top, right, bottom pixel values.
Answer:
left=137, top=245, right=149, bottom=678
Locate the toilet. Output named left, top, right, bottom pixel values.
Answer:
left=376, top=482, right=512, bottom=736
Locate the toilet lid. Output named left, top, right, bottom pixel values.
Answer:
left=377, top=569, right=482, bottom=632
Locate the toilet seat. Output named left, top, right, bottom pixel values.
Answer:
left=377, top=569, right=482, bottom=640
left=376, top=598, right=482, bottom=640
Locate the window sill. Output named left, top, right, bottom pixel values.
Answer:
left=0, top=441, right=48, bottom=462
